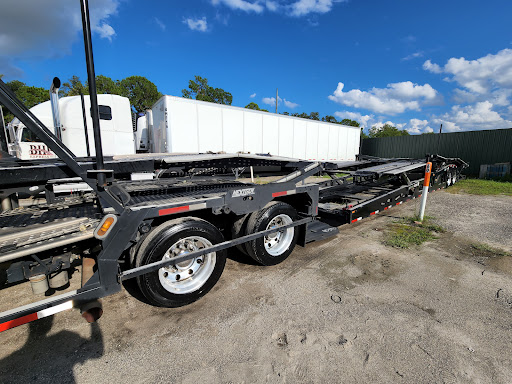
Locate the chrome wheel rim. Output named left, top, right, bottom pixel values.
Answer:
left=158, top=236, right=215, bottom=294
left=264, top=214, right=294, bottom=256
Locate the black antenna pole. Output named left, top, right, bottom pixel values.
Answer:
left=80, top=92, right=91, bottom=157
left=79, top=0, right=106, bottom=187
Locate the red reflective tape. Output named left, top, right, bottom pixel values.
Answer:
left=384, top=207, right=388, bottom=210
left=351, top=219, right=358, bottom=223
left=272, top=191, right=287, bottom=198
left=370, top=212, right=376, bottom=215
left=0, top=313, right=38, bottom=332
left=159, top=206, right=190, bottom=216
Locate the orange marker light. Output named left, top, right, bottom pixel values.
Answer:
left=94, top=215, right=117, bottom=239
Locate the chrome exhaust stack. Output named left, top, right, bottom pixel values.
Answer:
left=49, top=77, right=62, bottom=141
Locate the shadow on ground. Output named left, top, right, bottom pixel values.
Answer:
left=0, top=317, right=103, bottom=383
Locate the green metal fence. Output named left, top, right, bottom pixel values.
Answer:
left=360, top=128, right=512, bottom=175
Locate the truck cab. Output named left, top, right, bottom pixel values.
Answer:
left=7, top=94, right=136, bottom=160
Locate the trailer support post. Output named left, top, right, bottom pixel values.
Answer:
left=418, top=162, right=432, bottom=221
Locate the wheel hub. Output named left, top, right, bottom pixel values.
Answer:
left=158, top=236, right=215, bottom=294
left=264, top=214, right=294, bottom=256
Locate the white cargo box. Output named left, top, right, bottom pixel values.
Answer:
left=150, top=96, right=360, bottom=161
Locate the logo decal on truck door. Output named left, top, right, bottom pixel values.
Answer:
left=232, top=188, right=255, bottom=197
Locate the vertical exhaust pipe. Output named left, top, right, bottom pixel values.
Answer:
left=49, top=77, right=62, bottom=141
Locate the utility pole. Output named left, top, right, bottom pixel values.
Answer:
left=275, top=88, right=278, bottom=114
left=436, top=123, right=443, bottom=155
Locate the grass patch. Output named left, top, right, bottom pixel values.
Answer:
left=470, top=243, right=511, bottom=258
left=321, top=172, right=349, bottom=179
left=385, top=216, right=444, bottom=249
left=447, top=179, right=512, bottom=196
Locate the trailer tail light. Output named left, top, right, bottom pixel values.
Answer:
left=94, top=214, right=117, bottom=239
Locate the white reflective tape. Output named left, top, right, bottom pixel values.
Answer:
left=37, top=301, right=74, bottom=319
left=357, top=217, right=362, bottom=221
left=286, top=189, right=296, bottom=195
left=188, top=203, right=207, bottom=211
left=375, top=210, right=379, bottom=214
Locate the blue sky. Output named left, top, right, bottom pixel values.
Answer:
left=1, top=0, right=512, bottom=134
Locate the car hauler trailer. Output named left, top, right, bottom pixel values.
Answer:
left=0, top=0, right=467, bottom=332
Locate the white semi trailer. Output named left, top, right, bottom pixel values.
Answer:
left=6, top=92, right=360, bottom=161
left=140, top=96, right=360, bottom=161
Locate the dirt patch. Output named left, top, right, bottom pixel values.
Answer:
left=1, top=192, right=512, bottom=383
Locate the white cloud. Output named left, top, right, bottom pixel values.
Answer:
left=405, top=118, right=432, bottom=134
left=262, top=96, right=277, bottom=105
left=262, top=96, right=299, bottom=109
left=154, top=17, right=166, bottom=31
left=95, top=23, right=116, bottom=41
left=401, top=51, right=424, bottom=61
left=422, top=59, right=442, bottom=74
left=0, top=0, right=119, bottom=77
left=215, top=12, right=230, bottom=25
left=371, top=120, right=398, bottom=130
left=266, top=1, right=279, bottom=12
left=283, top=99, right=299, bottom=108
left=250, top=93, right=256, bottom=98
left=210, top=0, right=344, bottom=17
left=328, top=81, right=439, bottom=115
left=433, top=101, right=512, bottom=131
left=288, top=0, right=344, bottom=17
left=334, top=111, right=372, bottom=127
left=424, top=49, right=512, bottom=94
left=183, top=17, right=208, bottom=32
left=211, top=0, right=265, bottom=13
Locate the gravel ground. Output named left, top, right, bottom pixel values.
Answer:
left=0, top=190, right=511, bottom=383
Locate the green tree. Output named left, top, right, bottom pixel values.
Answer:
left=60, top=75, right=88, bottom=96
left=182, top=76, right=232, bottom=105
left=1, top=80, right=49, bottom=123
left=322, top=115, right=338, bottom=124
left=369, top=124, right=409, bottom=138
left=309, top=112, right=320, bottom=121
left=61, top=75, right=123, bottom=96
left=421, top=131, right=434, bottom=135
left=340, top=118, right=360, bottom=127
left=244, top=102, right=268, bottom=112
left=360, top=128, right=369, bottom=139
left=96, top=75, right=122, bottom=95
left=119, top=76, right=162, bottom=113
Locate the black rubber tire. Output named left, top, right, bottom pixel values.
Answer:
left=244, top=202, right=299, bottom=266
left=135, top=217, right=226, bottom=307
